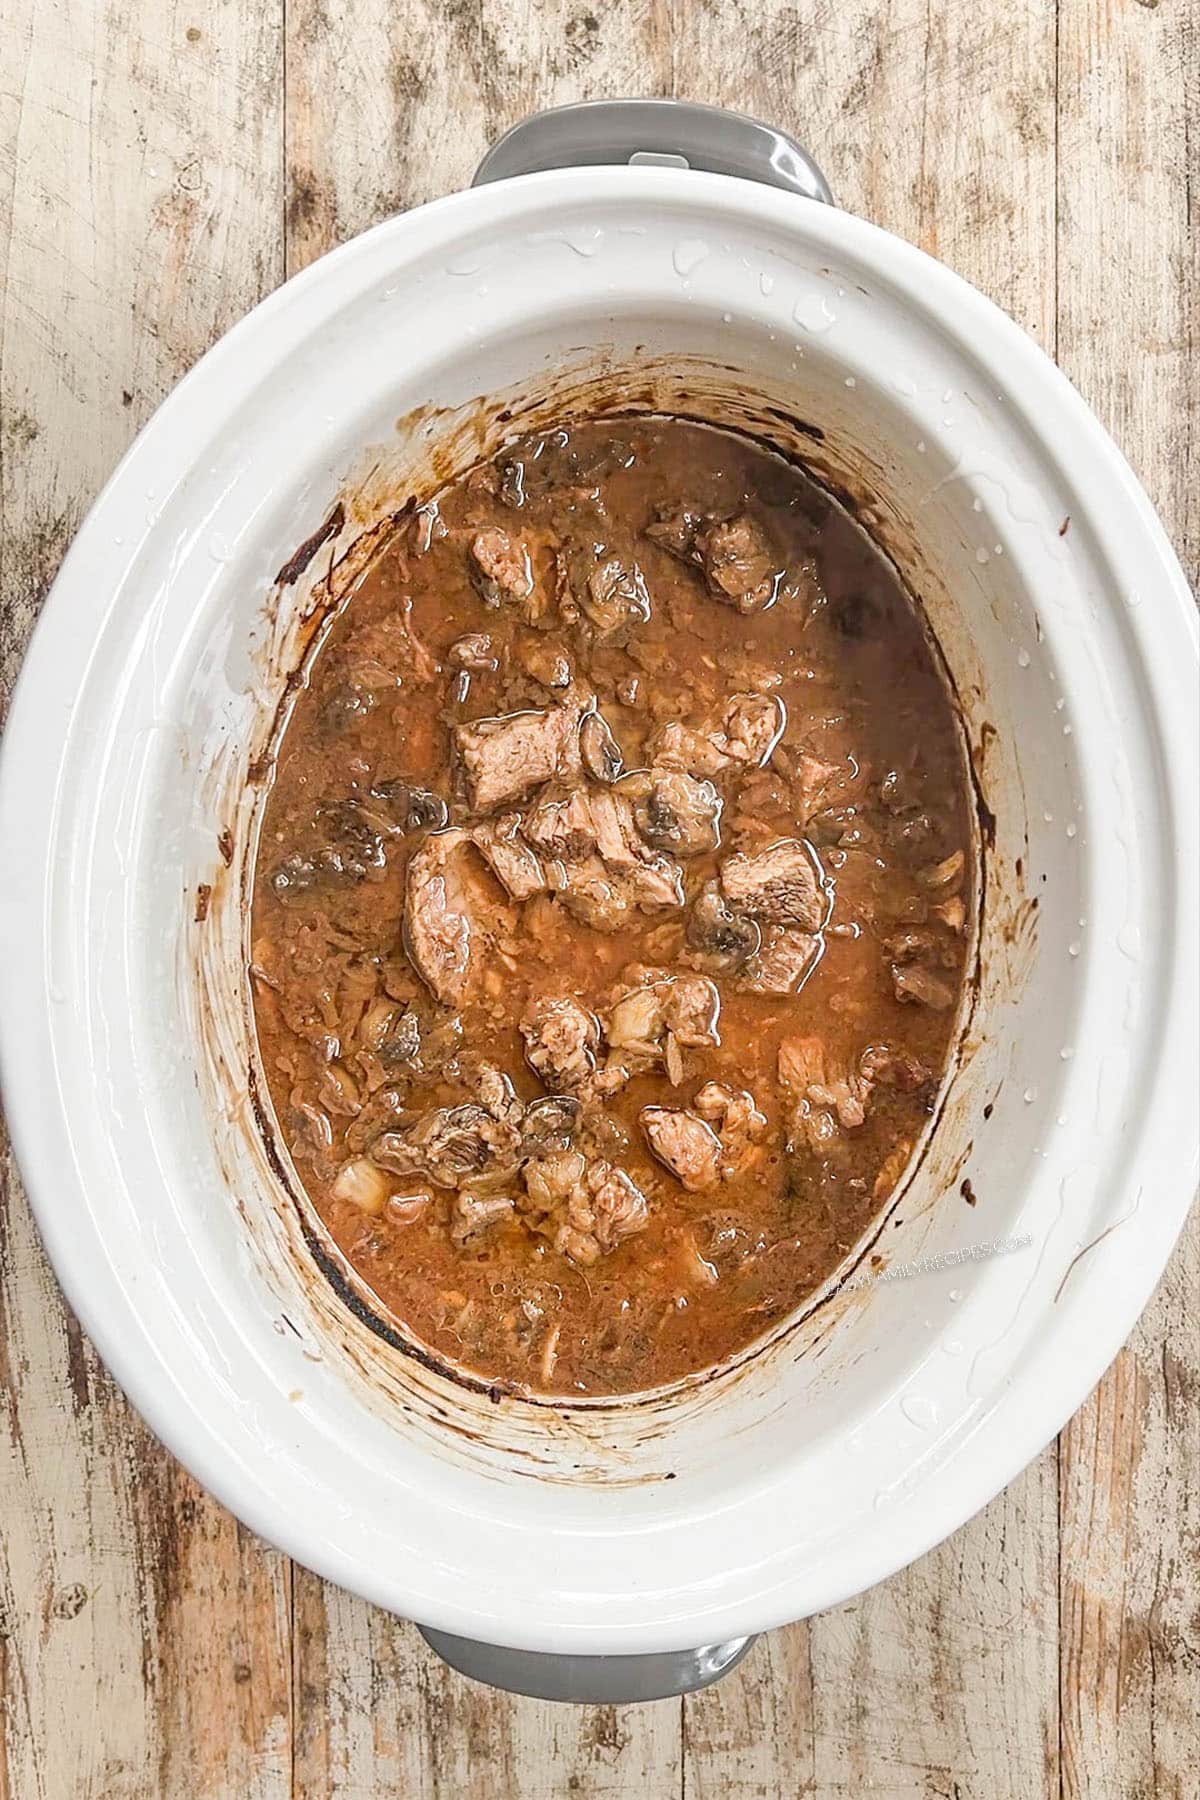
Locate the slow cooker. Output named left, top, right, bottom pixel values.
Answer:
left=1, top=100, right=1195, bottom=1702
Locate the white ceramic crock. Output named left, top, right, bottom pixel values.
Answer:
left=1, top=102, right=1196, bottom=1700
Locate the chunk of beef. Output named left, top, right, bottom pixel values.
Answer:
left=521, top=787, right=599, bottom=862
left=520, top=996, right=600, bottom=1092
left=335, top=607, right=438, bottom=691
left=883, top=927, right=961, bottom=970
left=549, top=852, right=684, bottom=931
left=738, top=925, right=821, bottom=995
left=518, top=639, right=573, bottom=689
left=469, top=527, right=534, bottom=608
left=663, top=974, right=722, bottom=1046
left=619, top=767, right=722, bottom=857
left=450, top=1191, right=515, bottom=1247
left=794, top=753, right=845, bottom=820
left=521, top=786, right=686, bottom=930
left=891, top=962, right=957, bottom=1010
left=693, top=1082, right=768, bottom=1173
left=859, top=1044, right=934, bottom=1094
left=643, top=1080, right=767, bottom=1191
left=648, top=692, right=785, bottom=777
left=685, top=882, right=763, bottom=973
left=590, top=789, right=654, bottom=869
left=717, top=693, right=787, bottom=766
left=522, top=786, right=644, bottom=871
left=647, top=507, right=795, bottom=613
left=778, top=1036, right=874, bottom=1155
left=720, top=838, right=825, bottom=930
left=648, top=720, right=729, bottom=779
left=606, top=973, right=720, bottom=1061
left=403, top=828, right=478, bottom=1005
left=520, top=1151, right=649, bottom=1266
left=575, top=1162, right=649, bottom=1263
left=472, top=815, right=547, bottom=901
left=777, top=1036, right=837, bottom=1155
left=641, top=1108, right=723, bottom=1191
left=455, top=697, right=583, bottom=813
left=696, top=513, right=785, bottom=612
left=464, top=1060, right=525, bottom=1128
left=605, top=983, right=668, bottom=1059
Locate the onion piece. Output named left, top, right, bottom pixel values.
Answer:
left=332, top=1157, right=389, bottom=1214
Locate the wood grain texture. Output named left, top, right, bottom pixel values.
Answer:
left=0, top=3, right=289, bottom=1798
left=1055, top=5, right=1199, bottom=1796
left=1, top=0, right=1196, bottom=1794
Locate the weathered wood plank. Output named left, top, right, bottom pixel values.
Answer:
left=683, top=4, right=1060, bottom=1788
left=294, top=1582, right=683, bottom=1800
left=0, top=2, right=288, bottom=1796
left=285, top=0, right=488, bottom=274
left=1056, top=1, right=1198, bottom=1790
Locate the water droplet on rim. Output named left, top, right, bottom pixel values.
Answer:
left=793, top=293, right=837, bottom=333
left=672, top=238, right=709, bottom=277
left=900, top=1394, right=939, bottom=1430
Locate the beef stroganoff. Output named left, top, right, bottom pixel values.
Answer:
left=251, top=419, right=974, bottom=1395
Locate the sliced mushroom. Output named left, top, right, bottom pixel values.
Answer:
left=685, top=882, right=762, bottom=972
left=580, top=709, right=625, bottom=783
left=561, top=544, right=652, bottom=635
left=619, top=767, right=722, bottom=857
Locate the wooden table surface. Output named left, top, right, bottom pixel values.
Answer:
left=1, top=2, right=1196, bottom=1795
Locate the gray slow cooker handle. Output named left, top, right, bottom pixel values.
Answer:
left=433, top=95, right=822, bottom=1707
left=418, top=1624, right=757, bottom=1704
left=473, top=97, right=834, bottom=206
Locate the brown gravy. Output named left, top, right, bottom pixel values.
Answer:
left=250, top=419, right=973, bottom=1395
